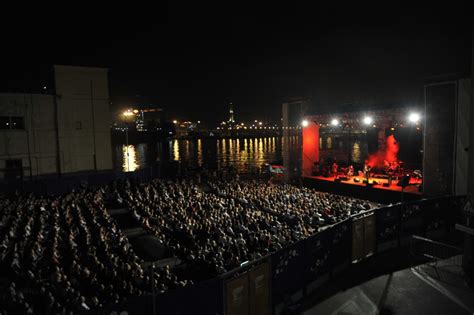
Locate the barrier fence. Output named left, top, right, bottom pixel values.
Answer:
left=83, top=194, right=465, bottom=315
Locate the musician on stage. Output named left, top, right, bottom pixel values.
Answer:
left=363, top=160, right=371, bottom=181
left=384, top=159, right=391, bottom=172
left=332, top=161, right=338, bottom=178
left=347, top=165, right=354, bottom=177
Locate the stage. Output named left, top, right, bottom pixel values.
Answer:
left=303, top=175, right=422, bottom=204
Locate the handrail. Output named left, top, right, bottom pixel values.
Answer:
left=411, top=235, right=462, bottom=251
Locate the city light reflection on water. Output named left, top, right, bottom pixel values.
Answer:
left=351, top=142, right=361, bottom=163
left=122, top=145, right=138, bottom=172
left=114, top=136, right=302, bottom=173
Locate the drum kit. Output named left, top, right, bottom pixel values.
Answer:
left=383, top=160, right=422, bottom=180
left=383, top=160, right=404, bottom=179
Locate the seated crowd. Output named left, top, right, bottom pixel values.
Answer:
left=0, top=189, right=175, bottom=314
left=0, top=177, right=375, bottom=314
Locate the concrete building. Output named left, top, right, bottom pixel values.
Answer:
left=0, top=65, right=112, bottom=179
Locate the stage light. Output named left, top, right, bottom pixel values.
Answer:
left=408, top=112, right=421, bottom=123
left=331, top=119, right=339, bottom=126
left=363, top=116, right=373, bottom=125
left=301, top=119, right=309, bottom=127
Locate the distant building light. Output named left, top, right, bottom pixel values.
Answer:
left=301, top=119, right=309, bottom=127
left=258, top=122, right=263, bottom=126
left=173, top=120, right=178, bottom=124
left=331, top=119, right=339, bottom=126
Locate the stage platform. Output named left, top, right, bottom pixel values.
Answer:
left=303, top=175, right=422, bottom=204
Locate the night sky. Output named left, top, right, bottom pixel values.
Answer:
left=1, top=3, right=472, bottom=124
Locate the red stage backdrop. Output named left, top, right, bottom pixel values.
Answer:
left=302, top=121, right=320, bottom=176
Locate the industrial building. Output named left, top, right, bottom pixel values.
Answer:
left=0, top=65, right=112, bottom=179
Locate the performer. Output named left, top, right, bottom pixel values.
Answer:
left=383, top=159, right=391, bottom=173
left=347, top=165, right=354, bottom=177
left=332, top=161, right=338, bottom=178
left=363, top=161, right=371, bottom=181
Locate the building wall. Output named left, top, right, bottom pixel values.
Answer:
left=54, top=65, right=112, bottom=173
left=455, top=79, right=471, bottom=195
left=0, top=65, right=113, bottom=179
left=469, top=26, right=474, bottom=198
left=0, top=93, right=57, bottom=177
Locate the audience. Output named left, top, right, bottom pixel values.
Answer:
left=0, top=176, right=375, bottom=314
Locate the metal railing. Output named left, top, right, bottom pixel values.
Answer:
left=409, top=234, right=463, bottom=278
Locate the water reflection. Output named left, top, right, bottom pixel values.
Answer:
left=327, top=137, right=332, bottom=149
left=197, top=139, right=202, bottom=167
left=351, top=142, right=361, bottom=163
left=114, top=137, right=300, bottom=173
left=122, top=145, right=138, bottom=172
left=172, top=140, right=180, bottom=161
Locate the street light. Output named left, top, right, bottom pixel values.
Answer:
left=408, top=112, right=421, bottom=123
left=301, top=119, right=309, bottom=127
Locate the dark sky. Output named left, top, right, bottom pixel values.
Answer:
left=0, top=3, right=472, bottom=124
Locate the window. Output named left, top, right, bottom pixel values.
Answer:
left=0, top=116, right=25, bottom=130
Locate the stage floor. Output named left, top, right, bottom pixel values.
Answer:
left=306, top=175, right=422, bottom=195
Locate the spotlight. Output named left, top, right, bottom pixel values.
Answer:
left=331, top=119, right=339, bottom=126
left=302, top=120, right=309, bottom=127
left=363, top=116, right=373, bottom=125
left=408, top=113, right=420, bottom=123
